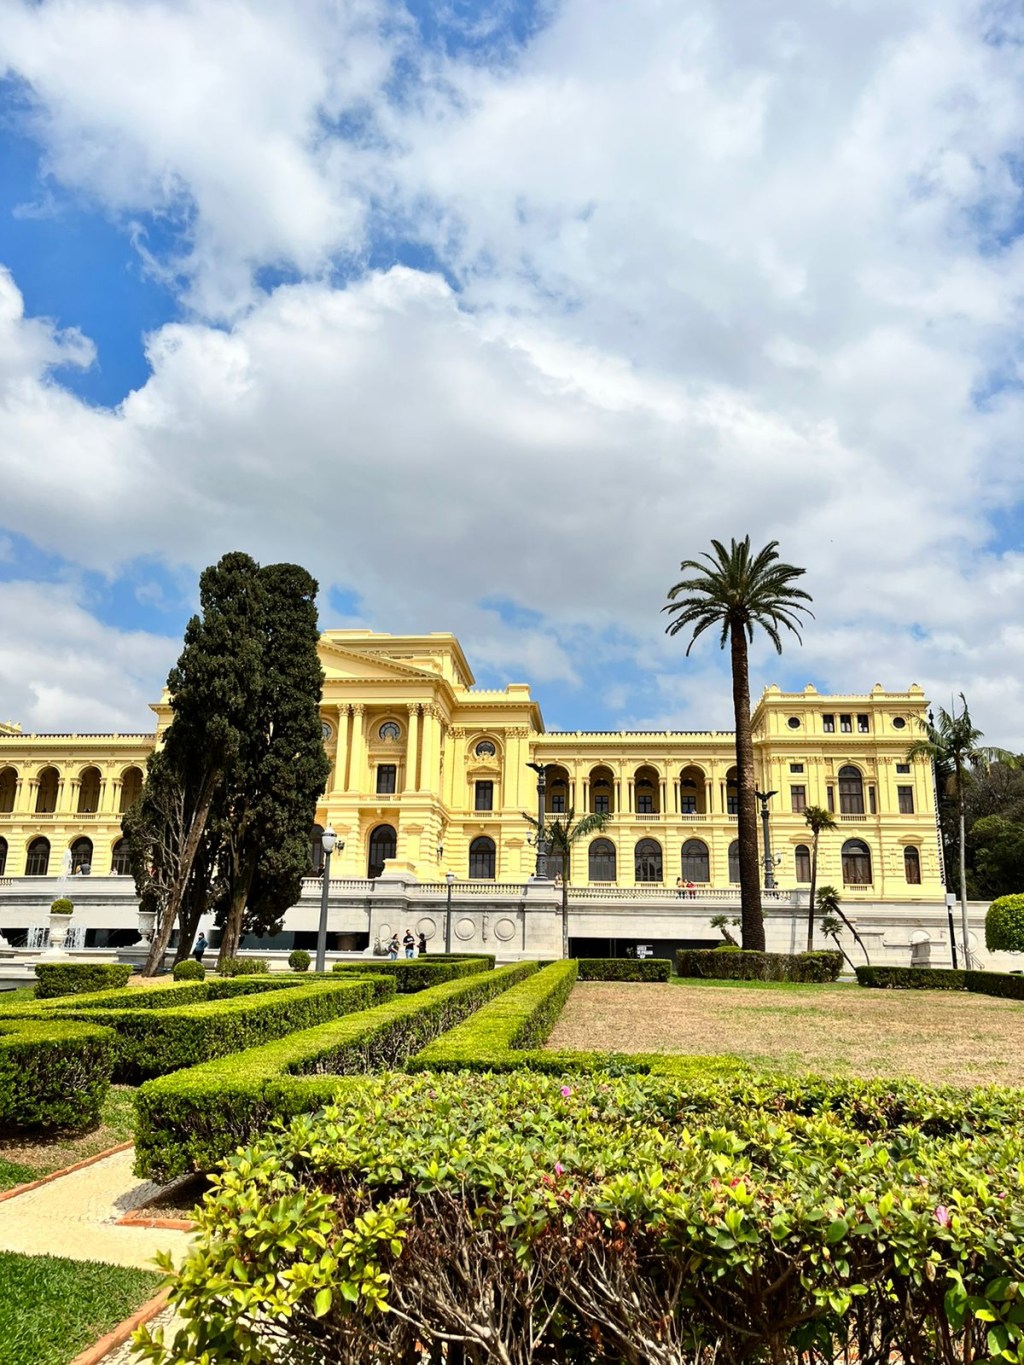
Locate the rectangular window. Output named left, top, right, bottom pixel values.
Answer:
left=727, top=794, right=739, bottom=815
left=840, top=714, right=852, bottom=733
left=594, top=794, right=610, bottom=814
left=898, top=785, right=914, bottom=814
left=680, top=795, right=697, bottom=814
left=857, top=714, right=869, bottom=733
left=789, top=762, right=804, bottom=774
left=550, top=794, right=565, bottom=813
left=790, top=785, right=806, bottom=813
left=375, top=764, right=397, bottom=794
left=637, top=793, right=654, bottom=814
left=795, top=847, right=811, bottom=882
left=868, top=786, right=877, bottom=814
left=822, top=714, right=835, bottom=733
left=474, top=780, right=493, bottom=812
left=827, top=786, right=835, bottom=812
left=896, top=763, right=911, bottom=775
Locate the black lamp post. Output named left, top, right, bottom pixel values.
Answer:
left=754, top=790, right=777, bottom=890
left=315, top=826, right=343, bottom=973
left=526, top=762, right=552, bottom=879
left=445, top=871, right=455, bottom=953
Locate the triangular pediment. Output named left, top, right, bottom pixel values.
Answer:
left=319, top=642, right=441, bottom=685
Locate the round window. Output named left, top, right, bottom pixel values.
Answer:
left=787, top=717, right=801, bottom=729
left=321, top=721, right=332, bottom=741
left=892, top=717, right=907, bottom=730
left=475, top=739, right=496, bottom=757
left=379, top=721, right=401, bottom=742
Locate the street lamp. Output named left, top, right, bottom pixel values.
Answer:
left=444, top=870, right=455, bottom=953
left=754, top=790, right=777, bottom=891
left=315, top=826, right=344, bottom=973
left=526, top=762, right=552, bottom=879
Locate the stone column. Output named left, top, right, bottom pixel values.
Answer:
left=407, top=705, right=421, bottom=792
left=333, top=704, right=350, bottom=791
left=420, top=706, right=441, bottom=794
left=349, top=705, right=367, bottom=796
left=69, top=779, right=81, bottom=815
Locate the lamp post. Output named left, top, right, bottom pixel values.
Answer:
left=754, top=790, right=777, bottom=891
left=526, top=762, right=551, bottom=879
left=315, top=826, right=343, bottom=973
left=445, top=870, right=455, bottom=953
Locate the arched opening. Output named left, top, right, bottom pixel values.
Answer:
left=724, top=766, right=739, bottom=816
left=589, top=765, right=614, bottom=815
left=71, top=838, right=93, bottom=874
left=633, top=765, right=660, bottom=815
left=468, top=836, right=496, bottom=880
left=795, top=844, right=811, bottom=883
left=77, top=767, right=102, bottom=813
left=0, top=768, right=16, bottom=814
left=25, top=837, right=50, bottom=876
left=838, top=766, right=864, bottom=816
left=678, top=765, right=706, bottom=815
left=111, top=838, right=132, bottom=876
left=544, top=766, right=571, bottom=815
left=904, top=846, right=921, bottom=885
left=842, top=839, right=872, bottom=886
left=0, top=836, right=7, bottom=876
left=119, top=767, right=144, bottom=813
left=35, top=767, right=59, bottom=814
left=680, top=838, right=709, bottom=882
left=728, top=840, right=741, bottom=884
left=588, top=838, right=616, bottom=882
left=309, top=823, right=325, bottom=876
left=367, top=824, right=397, bottom=879
left=634, top=838, right=662, bottom=883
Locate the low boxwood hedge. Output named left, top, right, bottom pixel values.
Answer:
left=332, top=957, right=490, bottom=992
left=0, top=1018, right=114, bottom=1131
left=218, top=957, right=269, bottom=976
left=139, top=1069, right=1024, bottom=1364
left=575, top=958, right=671, bottom=982
left=965, top=969, right=1024, bottom=1000
left=134, top=962, right=536, bottom=1183
left=173, top=960, right=205, bottom=982
left=677, top=949, right=842, bottom=982
left=856, top=966, right=967, bottom=990
left=34, top=963, right=133, bottom=999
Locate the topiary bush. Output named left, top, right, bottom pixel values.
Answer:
left=218, top=957, right=269, bottom=977
left=0, top=1018, right=113, bottom=1131
left=575, top=958, right=671, bottom=982
left=288, top=950, right=311, bottom=973
left=856, top=966, right=966, bottom=991
left=676, top=950, right=842, bottom=982
left=35, top=963, right=132, bottom=999
left=985, top=894, right=1024, bottom=953
left=173, top=960, right=206, bottom=982
left=48, top=898, right=74, bottom=915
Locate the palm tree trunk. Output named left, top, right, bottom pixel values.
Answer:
left=730, top=626, right=765, bottom=951
left=806, top=830, right=818, bottom=952
left=957, top=759, right=971, bottom=968
left=832, top=902, right=870, bottom=965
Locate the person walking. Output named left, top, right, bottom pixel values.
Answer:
left=417, top=931, right=428, bottom=955
left=387, top=933, right=400, bottom=961
left=403, top=928, right=416, bottom=959
left=192, top=933, right=207, bottom=964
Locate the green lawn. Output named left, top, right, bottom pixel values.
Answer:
left=0, top=986, right=38, bottom=1005
left=0, top=1252, right=161, bottom=1364
left=669, top=974, right=855, bottom=992
left=0, top=1086, right=136, bottom=1193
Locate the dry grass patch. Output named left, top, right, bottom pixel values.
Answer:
left=545, top=981, right=1024, bottom=1086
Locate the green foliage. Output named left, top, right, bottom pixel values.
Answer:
left=964, top=970, right=1024, bottom=1001
left=715, top=942, right=742, bottom=951
left=332, top=957, right=490, bottom=992
left=218, top=956, right=269, bottom=976
left=0, top=1252, right=161, bottom=1365
left=677, top=949, right=842, bottom=982
left=856, top=966, right=966, bottom=990
left=135, top=1069, right=1024, bottom=1365
left=0, top=1018, right=113, bottom=1131
left=173, top=959, right=206, bottom=981
left=34, top=962, right=132, bottom=999
left=972, top=818, right=1024, bottom=899
left=288, top=949, right=311, bottom=972
left=134, top=964, right=535, bottom=1183
left=986, top=893, right=1024, bottom=953
left=47, top=898, right=73, bottom=915
left=575, top=957, right=671, bottom=981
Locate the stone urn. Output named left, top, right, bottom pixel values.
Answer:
left=46, top=898, right=74, bottom=956
left=137, top=908, right=157, bottom=945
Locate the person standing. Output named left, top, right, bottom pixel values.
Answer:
left=403, top=928, right=416, bottom=959
left=387, top=933, right=400, bottom=960
left=417, top=931, right=427, bottom=955
left=193, top=933, right=207, bottom=964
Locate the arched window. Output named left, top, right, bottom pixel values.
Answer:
left=71, top=838, right=93, bottom=873
left=838, top=766, right=864, bottom=816
left=842, top=839, right=872, bottom=886
left=25, top=837, right=50, bottom=876
left=589, top=766, right=615, bottom=815
left=728, top=840, right=741, bottom=884
left=367, top=825, right=397, bottom=879
left=904, top=847, right=921, bottom=885
left=0, top=836, right=7, bottom=876
left=35, top=767, right=59, bottom=814
left=111, top=839, right=132, bottom=876
left=681, top=839, right=709, bottom=882
left=634, top=838, right=662, bottom=883
left=545, top=767, right=570, bottom=815
left=0, top=768, right=16, bottom=814
left=78, top=767, right=101, bottom=813
left=795, top=845, right=811, bottom=883
left=588, top=838, right=616, bottom=882
left=634, top=766, right=660, bottom=815
left=469, top=836, right=496, bottom=880
left=119, top=767, right=144, bottom=812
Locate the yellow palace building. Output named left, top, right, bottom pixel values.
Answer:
left=0, top=630, right=944, bottom=907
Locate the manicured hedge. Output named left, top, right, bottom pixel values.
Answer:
left=428, top=952, right=497, bottom=971
left=985, top=893, right=1024, bottom=953
left=965, top=969, right=1024, bottom=1000
left=0, top=1018, right=113, bottom=1131
left=34, top=963, right=133, bottom=999
left=856, top=966, right=967, bottom=990
left=575, top=957, right=671, bottom=982
left=332, top=957, right=490, bottom=993
left=141, top=1069, right=1024, bottom=1364
left=677, top=949, right=842, bottom=982
left=173, top=960, right=205, bottom=982
left=218, top=956, right=269, bottom=976
left=134, top=962, right=536, bottom=1183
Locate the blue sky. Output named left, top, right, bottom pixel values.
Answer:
left=1, top=0, right=1023, bottom=741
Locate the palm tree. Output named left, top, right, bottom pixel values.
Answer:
left=523, top=808, right=610, bottom=958
left=664, top=537, right=813, bottom=951
left=803, top=805, right=837, bottom=950
left=818, top=915, right=856, bottom=973
left=816, top=884, right=869, bottom=965
left=907, top=694, right=1016, bottom=968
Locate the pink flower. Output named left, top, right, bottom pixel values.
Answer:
left=560, top=1086, right=573, bottom=1098
left=934, top=1206, right=951, bottom=1228
left=554, top=1162, right=565, bottom=1176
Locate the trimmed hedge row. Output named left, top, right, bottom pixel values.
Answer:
left=0, top=1018, right=114, bottom=1131
left=677, top=949, right=843, bottom=982
left=34, top=962, right=133, bottom=999
left=332, top=957, right=490, bottom=993
left=966, top=969, right=1024, bottom=1000
left=134, top=962, right=537, bottom=1183
left=575, top=957, right=671, bottom=982
left=857, top=966, right=1024, bottom=1000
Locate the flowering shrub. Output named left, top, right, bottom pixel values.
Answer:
left=135, top=1070, right=1024, bottom=1364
